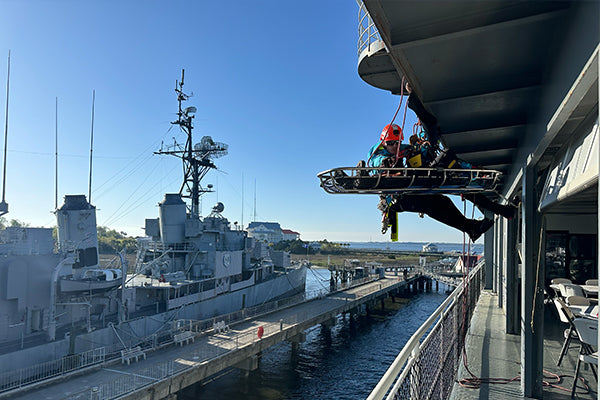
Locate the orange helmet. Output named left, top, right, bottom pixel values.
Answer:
left=380, top=124, right=403, bottom=142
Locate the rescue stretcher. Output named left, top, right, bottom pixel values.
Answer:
left=317, top=167, right=502, bottom=195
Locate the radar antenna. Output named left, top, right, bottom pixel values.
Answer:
left=155, top=69, right=228, bottom=218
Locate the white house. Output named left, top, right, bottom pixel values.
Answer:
left=282, top=229, right=300, bottom=241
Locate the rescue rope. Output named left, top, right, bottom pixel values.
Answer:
left=367, top=77, right=409, bottom=168
left=394, top=77, right=409, bottom=163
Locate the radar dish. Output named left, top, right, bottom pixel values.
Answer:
left=212, top=202, right=225, bottom=213
left=194, top=136, right=228, bottom=160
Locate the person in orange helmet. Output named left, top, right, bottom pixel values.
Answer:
left=360, top=123, right=495, bottom=242
left=359, top=83, right=515, bottom=241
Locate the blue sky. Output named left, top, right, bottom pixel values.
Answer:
left=0, top=0, right=483, bottom=243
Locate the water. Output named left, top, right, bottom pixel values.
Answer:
left=180, top=269, right=450, bottom=400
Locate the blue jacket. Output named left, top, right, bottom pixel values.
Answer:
left=367, top=142, right=412, bottom=168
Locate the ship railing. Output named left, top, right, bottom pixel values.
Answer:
left=367, top=262, right=484, bottom=400
left=0, top=347, right=105, bottom=394
left=357, top=0, right=383, bottom=56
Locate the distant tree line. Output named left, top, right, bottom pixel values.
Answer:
left=272, top=239, right=351, bottom=255
left=0, top=218, right=136, bottom=254
left=96, top=226, right=137, bottom=254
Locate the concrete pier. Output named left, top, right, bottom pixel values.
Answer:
left=6, top=274, right=428, bottom=400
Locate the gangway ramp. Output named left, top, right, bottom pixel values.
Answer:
left=7, top=274, right=427, bottom=400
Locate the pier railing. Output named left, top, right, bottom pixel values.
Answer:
left=367, top=262, right=484, bottom=400
left=0, top=347, right=105, bottom=394
left=62, top=274, right=412, bottom=400
left=2, top=271, right=389, bottom=397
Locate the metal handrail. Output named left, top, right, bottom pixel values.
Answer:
left=63, top=274, right=411, bottom=400
left=0, top=347, right=105, bottom=394
left=367, top=262, right=484, bottom=400
left=357, top=0, right=383, bottom=56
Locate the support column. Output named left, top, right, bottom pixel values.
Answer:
left=506, top=216, right=519, bottom=334
left=484, top=210, right=494, bottom=289
left=497, top=217, right=504, bottom=308
left=493, top=216, right=499, bottom=294
left=521, top=164, right=543, bottom=398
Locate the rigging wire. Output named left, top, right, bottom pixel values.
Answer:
left=101, top=161, right=180, bottom=227
left=100, top=159, right=162, bottom=225
left=93, top=125, right=175, bottom=199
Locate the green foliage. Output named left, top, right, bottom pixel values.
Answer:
left=318, top=240, right=350, bottom=254
left=273, top=239, right=310, bottom=254
left=272, top=239, right=354, bottom=255
left=97, top=226, right=137, bottom=254
left=0, top=217, right=29, bottom=229
left=387, top=254, right=396, bottom=259
left=0, top=219, right=135, bottom=255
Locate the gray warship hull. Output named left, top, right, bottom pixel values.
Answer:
left=0, top=265, right=306, bottom=373
left=0, top=72, right=308, bottom=387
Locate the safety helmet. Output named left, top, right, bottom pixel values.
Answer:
left=380, top=124, right=403, bottom=142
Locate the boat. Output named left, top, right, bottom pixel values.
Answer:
left=0, top=70, right=307, bottom=377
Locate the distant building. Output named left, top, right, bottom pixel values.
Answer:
left=247, top=222, right=301, bottom=244
left=308, top=241, right=321, bottom=250
left=365, top=261, right=383, bottom=275
left=422, top=243, right=438, bottom=252
left=282, top=229, right=300, bottom=241
left=247, top=222, right=283, bottom=243
left=453, top=255, right=481, bottom=273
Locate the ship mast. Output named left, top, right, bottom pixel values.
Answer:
left=155, top=69, right=227, bottom=218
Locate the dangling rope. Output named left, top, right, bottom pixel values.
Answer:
left=395, top=77, right=410, bottom=163
left=366, top=76, right=410, bottom=167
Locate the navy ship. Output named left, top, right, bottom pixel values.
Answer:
left=0, top=70, right=306, bottom=376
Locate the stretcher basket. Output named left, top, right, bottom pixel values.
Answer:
left=317, top=166, right=502, bottom=195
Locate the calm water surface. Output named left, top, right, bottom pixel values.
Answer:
left=180, top=268, right=450, bottom=400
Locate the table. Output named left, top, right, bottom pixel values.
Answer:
left=579, top=284, right=598, bottom=297
left=568, top=304, right=599, bottom=319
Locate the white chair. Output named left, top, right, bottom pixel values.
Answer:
left=560, top=283, right=586, bottom=298
left=552, top=278, right=572, bottom=285
left=550, top=278, right=571, bottom=298
left=571, top=318, right=598, bottom=396
left=585, top=279, right=598, bottom=286
left=567, top=295, right=591, bottom=306
left=553, top=298, right=580, bottom=367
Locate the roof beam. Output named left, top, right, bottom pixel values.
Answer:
left=530, top=45, right=599, bottom=167
left=388, top=8, right=567, bottom=50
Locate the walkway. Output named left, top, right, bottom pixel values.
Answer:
left=450, top=291, right=598, bottom=400
left=5, top=275, right=416, bottom=400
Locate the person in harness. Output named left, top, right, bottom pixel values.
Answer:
left=402, top=82, right=516, bottom=218
left=364, top=124, right=495, bottom=242
left=358, top=85, right=516, bottom=242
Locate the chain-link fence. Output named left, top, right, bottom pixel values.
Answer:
left=368, top=262, right=484, bottom=400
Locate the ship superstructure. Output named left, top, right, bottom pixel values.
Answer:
left=124, top=70, right=304, bottom=318
left=0, top=71, right=306, bottom=375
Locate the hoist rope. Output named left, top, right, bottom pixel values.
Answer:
left=366, top=76, right=409, bottom=168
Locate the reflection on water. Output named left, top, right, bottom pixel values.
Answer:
left=180, top=268, right=450, bottom=400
